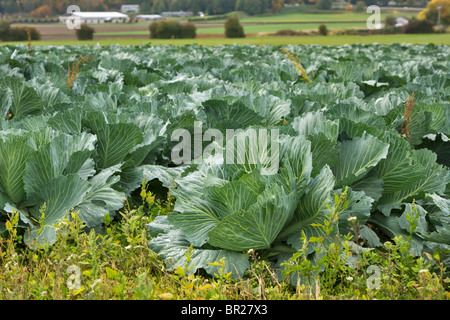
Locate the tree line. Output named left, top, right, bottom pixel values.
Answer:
left=0, top=0, right=309, bottom=17
left=0, top=0, right=425, bottom=18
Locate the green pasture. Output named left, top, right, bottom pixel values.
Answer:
left=213, top=11, right=413, bottom=23
left=94, top=22, right=369, bottom=36
left=3, top=33, right=449, bottom=47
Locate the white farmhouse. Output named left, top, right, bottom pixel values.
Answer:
left=59, top=11, right=130, bottom=24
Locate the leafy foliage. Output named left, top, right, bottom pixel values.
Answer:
left=0, top=43, right=448, bottom=283
left=418, top=0, right=450, bottom=25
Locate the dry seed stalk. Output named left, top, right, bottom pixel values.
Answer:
left=280, top=48, right=312, bottom=83
left=401, top=92, right=415, bottom=142
left=67, top=55, right=93, bottom=90
left=26, top=28, right=32, bottom=54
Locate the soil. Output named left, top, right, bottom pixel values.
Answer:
left=13, top=22, right=258, bottom=41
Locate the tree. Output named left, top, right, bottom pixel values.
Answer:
left=222, top=0, right=237, bottom=12
left=244, top=0, right=263, bottom=15
left=419, top=0, right=450, bottom=25
left=353, top=0, right=365, bottom=11
left=206, top=0, right=223, bottom=14
left=315, top=0, right=332, bottom=10
left=191, top=0, right=200, bottom=14
left=271, top=0, right=285, bottom=11
left=30, top=4, right=52, bottom=17
left=140, top=0, right=153, bottom=13
left=225, top=14, right=245, bottom=37
left=23, top=0, right=32, bottom=13
left=169, top=0, right=182, bottom=11
left=235, top=0, right=245, bottom=11
left=152, top=0, right=167, bottom=13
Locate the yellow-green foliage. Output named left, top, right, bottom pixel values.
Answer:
left=419, top=0, right=450, bottom=25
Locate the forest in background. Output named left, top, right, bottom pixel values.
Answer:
left=0, top=0, right=426, bottom=18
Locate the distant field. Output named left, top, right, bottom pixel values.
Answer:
left=5, top=9, right=446, bottom=47
left=214, top=11, right=413, bottom=23
left=3, top=34, right=449, bottom=47
left=196, top=22, right=368, bottom=34
left=95, top=22, right=369, bottom=36
left=9, top=10, right=422, bottom=41
left=6, top=10, right=446, bottom=47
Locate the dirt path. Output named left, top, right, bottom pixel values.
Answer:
left=13, top=23, right=258, bottom=40
left=13, top=23, right=149, bottom=40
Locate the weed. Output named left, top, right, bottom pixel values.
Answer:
left=67, top=55, right=93, bottom=90
left=401, top=92, right=416, bottom=142
left=280, top=47, right=312, bottom=83
left=1, top=193, right=448, bottom=300
left=279, top=188, right=450, bottom=300
left=26, top=28, right=32, bottom=54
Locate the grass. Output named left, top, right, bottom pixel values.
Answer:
left=195, top=11, right=414, bottom=23
left=0, top=189, right=448, bottom=300
left=2, top=33, right=450, bottom=47
left=198, top=22, right=370, bottom=35
left=94, top=23, right=368, bottom=36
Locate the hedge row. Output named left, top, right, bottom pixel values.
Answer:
left=149, top=20, right=196, bottom=39
left=0, top=21, right=41, bottom=42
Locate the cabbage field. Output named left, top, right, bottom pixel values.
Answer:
left=0, top=43, right=449, bottom=285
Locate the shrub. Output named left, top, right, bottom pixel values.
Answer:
left=318, top=24, right=328, bottom=36
left=434, top=24, right=446, bottom=33
left=385, top=15, right=397, bottom=27
left=381, top=26, right=403, bottom=34
left=76, top=24, right=95, bottom=40
left=180, top=22, right=197, bottom=39
left=275, top=29, right=298, bottom=36
left=0, top=20, right=12, bottom=41
left=224, top=15, right=245, bottom=38
left=9, top=27, right=28, bottom=41
left=156, top=20, right=181, bottom=39
left=316, top=0, right=332, bottom=10
left=149, top=21, right=158, bottom=38
left=149, top=20, right=196, bottom=39
left=275, top=29, right=316, bottom=36
left=26, top=27, right=41, bottom=41
left=404, top=18, right=435, bottom=33
left=0, top=21, right=41, bottom=41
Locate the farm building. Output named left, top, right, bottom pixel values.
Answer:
left=135, top=14, right=163, bottom=22
left=59, top=12, right=130, bottom=24
left=161, top=11, right=193, bottom=18
left=121, top=5, right=140, bottom=13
